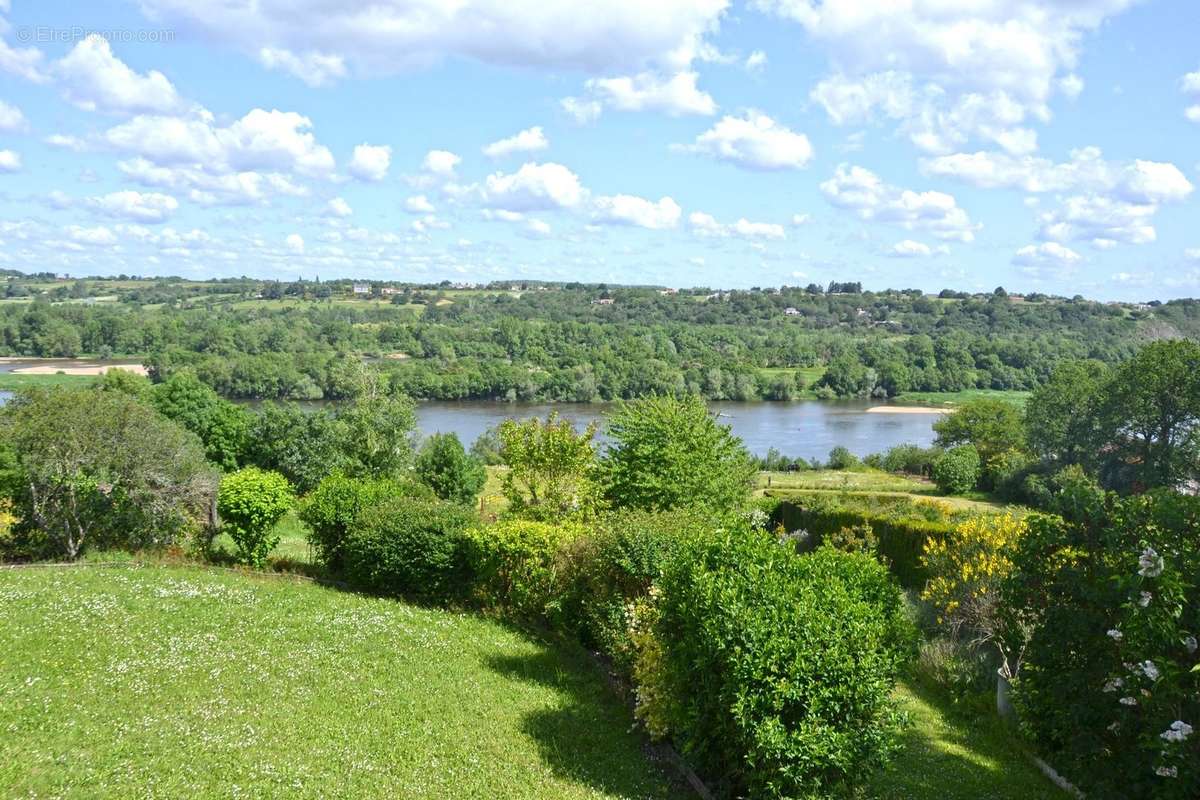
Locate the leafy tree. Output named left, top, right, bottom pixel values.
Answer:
left=1095, top=340, right=1200, bottom=490
left=932, top=444, right=981, bottom=495
left=92, top=368, right=152, bottom=400
left=334, top=394, right=418, bottom=479
left=1025, top=359, right=1109, bottom=465
left=415, top=432, right=486, bottom=505
left=498, top=413, right=599, bottom=521
left=469, top=425, right=504, bottom=465
left=151, top=370, right=252, bottom=471
left=933, top=398, right=1026, bottom=475
left=243, top=402, right=346, bottom=493
left=600, top=394, right=755, bottom=512
left=0, top=388, right=217, bottom=559
left=827, top=445, right=860, bottom=470
left=217, top=467, right=294, bottom=567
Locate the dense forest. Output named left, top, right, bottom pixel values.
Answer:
left=2, top=274, right=1197, bottom=402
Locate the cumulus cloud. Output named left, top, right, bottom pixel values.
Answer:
left=1182, top=68, right=1200, bottom=123
left=820, top=164, right=979, bottom=242
left=325, top=197, right=352, bottom=217
left=88, top=190, right=179, bottom=223
left=404, top=195, right=435, bottom=213
left=688, top=211, right=785, bottom=239
left=117, top=157, right=308, bottom=206
left=483, top=126, right=549, bottom=159
left=285, top=233, right=305, bottom=254
left=888, top=239, right=943, bottom=258
left=1013, top=242, right=1082, bottom=267
left=0, top=149, right=20, bottom=173
left=583, top=71, right=716, bottom=116
left=744, top=50, right=767, bottom=72
left=0, top=99, right=26, bottom=132
left=422, top=149, right=461, bottom=176
left=67, top=224, right=118, bottom=246
left=259, top=48, right=347, bottom=87
left=678, top=112, right=814, bottom=170
left=348, top=144, right=391, bottom=181
left=483, top=162, right=585, bottom=211
left=592, top=194, right=681, bottom=229
left=560, top=96, right=602, bottom=124
left=54, top=35, right=183, bottom=114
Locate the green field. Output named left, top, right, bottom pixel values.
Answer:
left=757, top=469, right=1008, bottom=512
left=0, top=565, right=685, bottom=799
left=893, top=389, right=1030, bottom=408
left=0, top=372, right=95, bottom=391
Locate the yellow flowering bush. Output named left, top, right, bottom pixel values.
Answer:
left=922, top=513, right=1028, bottom=678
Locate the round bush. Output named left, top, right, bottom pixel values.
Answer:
left=217, top=467, right=294, bottom=567
left=643, top=531, right=916, bottom=799
left=299, top=472, right=434, bottom=570
left=464, top=519, right=582, bottom=620
left=932, top=444, right=981, bottom=495
left=341, top=499, right=476, bottom=601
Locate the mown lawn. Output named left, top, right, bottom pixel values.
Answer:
left=756, top=469, right=1009, bottom=513
left=0, top=566, right=684, bottom=799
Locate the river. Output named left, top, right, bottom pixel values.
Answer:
left=0, top=359, right=947, bottom=460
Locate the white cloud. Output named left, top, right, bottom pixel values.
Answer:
left=54, top=35, right=183, bottom=114
left=585, top=71, right=716, bottom=116
left=286, top=233, right=305, bottom=254
left=524, top=218, right=552, bottom=238
left=67, top=224, right=118, bottom=246
left=483, top=126, right=549, bottom=159
left=137, top=0, right=729, bottom=79
left=88, top=190, right=179, bottom=222
left=744, top=50, right=767, bottom=72
left=791, top=213, right=811, bottom=226
left=1013, top=242, right=1082, bottom=267
left=888, top=240, right=939, bottom=258
left=105, top=108, right=335, bottom=178
left=1185, top=248, right=1200, bottom=262
left=258, top=48, right=347, bottom=87
left=810, top=71, right=914, bottom=126
left=592, top=194, right=681, bottom=229
left=820, top=164, right=979, bottom=242
left=679, top=112, right=814, bottom=170
left=45, top=134, right=88, bottom=151
left=1037, top=195, right=1157, bottom=246
left=117, top=157, right=308, bottom=206
left=422, top=149, right=461, bottom=176
left=688, top=211, right=785, bottom=239
left=0, top=149, right=20, bottom=173
left=1187, top=106, right=1200, bottom=124
left=483, top=162, right=584, bottom=211
left=1182, top=69, right=1200, bottom=95
left=0, top=31, right=47, bottom=83
left=348, top=143, right=391, bottom=181
left=1059, top=73, right=1084, bottom=99
left=325, top=197, right=352, bottom=217
left=561, top=96, right=602, bottom=124
left=0, top=99, right=25, bottom=132
left=405, top=195, right=435, bottom=213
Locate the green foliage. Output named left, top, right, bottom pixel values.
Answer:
left=600, top=394, right=755, bottom=513
left=933, top=444, right=982, bottom=495
left=826, top=445, right=860, bottom=470
left=298, top=472, right=434, bottom=570
left=151, top=370, right=252, bottom=471
left=933, top=398, right=1026, bottom=472
left=645, top=533, right=916, bottom=798
left=497, top=413, right=599, bottom=521
left=1006, top=493, right=1200, bottom=799
left=464, top=520, right=581, bottom=620
left=1024, top=359, right=1108, bottom=464
left=342, top=499, right=476, bottom=601
left=0, top=387, right=217, bottom=560
left=92, top=368, right=152, bottom=400
left=334, top=393, right=419, bottom=479
left=415, top=432, right=486, bottom=505
left=881, top=443, right=938, bottom=475
left=217, top=467, right=294, bottom=567
left=469, top=425, right=504, bottom=465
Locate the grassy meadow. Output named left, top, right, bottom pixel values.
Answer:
left=0, top=565, right=685, bottom=799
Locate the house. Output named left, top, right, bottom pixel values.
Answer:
left=593, top=297, right=614, bottom=305
left=658, top=288, right=678, bottom=295
left=352, top=284, right=370, bottom=295
left=380, top=287, right=402, bottom=296
left=783, top=307, right=800, bottom=316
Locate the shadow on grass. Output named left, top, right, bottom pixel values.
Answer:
left=865, top=679, right=1064, bottom=800
left=486, top=649, right=684, bottom=800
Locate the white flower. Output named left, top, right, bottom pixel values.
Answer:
left=1155, top=765, right=1178, bottom=778
left=1140, top=660, right=1160, bottom=681
left=1120, top=696, right=1138, bottom=706
left=1161, top=721, right=1193, bottom=743
left=1103, top=678, right=1124, bottom=693
left=1184, top=635, right=1198, bottom=654
left=1138, top=591, right=1152, bottom=607
left=1138, top=546, right=1164, bottom=577
left=1107, top=628, right=1124, bottom=641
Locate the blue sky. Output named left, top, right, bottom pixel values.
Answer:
left=0, top=0, right=1197, bottom=299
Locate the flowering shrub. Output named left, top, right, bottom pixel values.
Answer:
left=1006, top=491, right=1199, bottom=799
left=922, top=513, right=1029, bottom=678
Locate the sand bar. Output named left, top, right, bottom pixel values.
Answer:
left=10, top=364, right=148, bottom=376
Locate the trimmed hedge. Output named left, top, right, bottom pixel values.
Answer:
left=769, top=497, right=953, bottom=589
left=464, top=519, right=582, bottom=621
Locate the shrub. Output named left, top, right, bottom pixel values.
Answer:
left=921, top=513, right=1028, bottom=678
left=1006, top=492, right=1200, bottom=799
left=498, top=413, right=600, bottom=521
left=342, top=499, right=476, bottom=601
left=643, top=534, right=915, bottom=799
left=932, top=444, right=981, bottom=494
left=826, top=445, right=860, bottom=470
left=415, top=432, right=487, bottom=505
left=298, top=472, right=434, bottom=569
left=881, top=443, right=937, bottom=476
left=217, top=467, right=294, bottom=567
left=464, top=519, right=582, bottom=620
left=601, top=394, right=755, bottom=513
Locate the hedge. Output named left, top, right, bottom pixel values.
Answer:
left=769, top=497, right=953, bottom=589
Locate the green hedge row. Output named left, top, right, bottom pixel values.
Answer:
left=768, top=497, right=953, bottom=589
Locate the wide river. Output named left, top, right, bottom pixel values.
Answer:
left=0, top=359, right=946, bottom=459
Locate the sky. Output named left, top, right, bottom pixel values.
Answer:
left=0, top=1, right=1197, bottom=300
